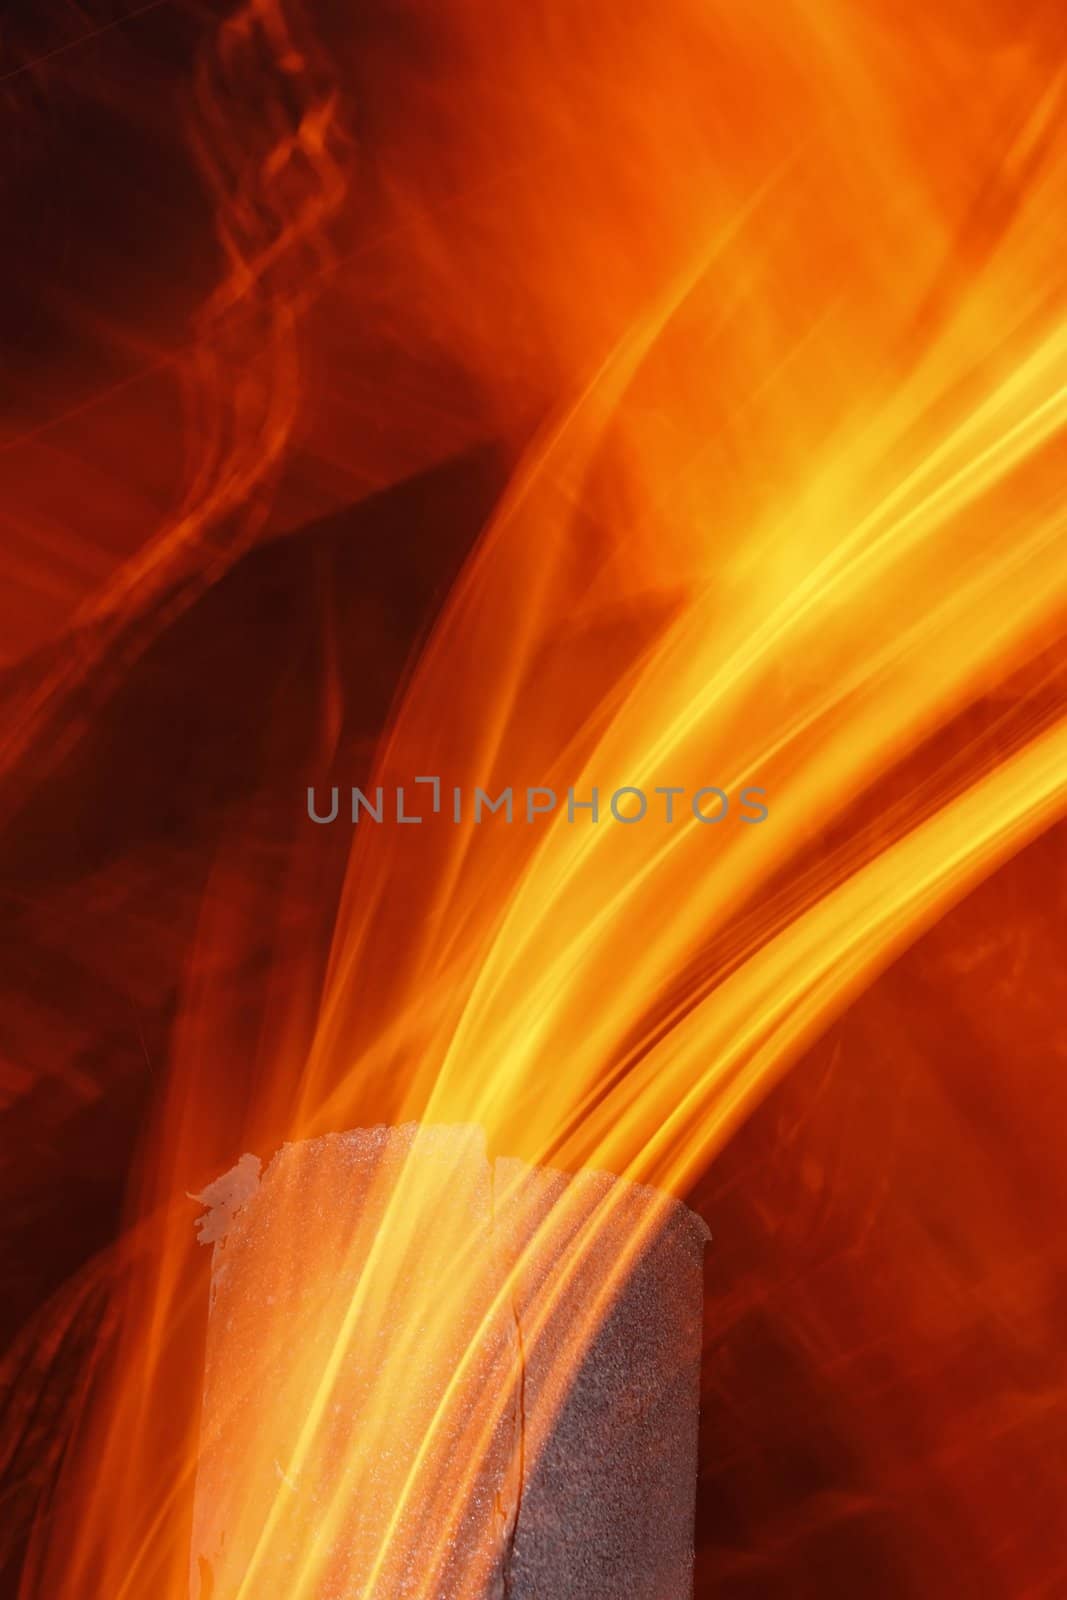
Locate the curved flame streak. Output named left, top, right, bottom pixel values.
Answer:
left=0, top=0, right=347, bottom=801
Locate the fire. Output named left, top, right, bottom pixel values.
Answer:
left=4, top=0, right=1067, bottom=1595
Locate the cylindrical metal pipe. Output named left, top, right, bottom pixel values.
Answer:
left=191, top=1124, right=708, bottom=1599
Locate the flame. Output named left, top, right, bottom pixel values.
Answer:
left=4, top=0, right=1067, bottom=1595
left=0, top=0, right=348, bottom=803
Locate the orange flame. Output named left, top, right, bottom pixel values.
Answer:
left=5, top=0, right=1067, bottom=1595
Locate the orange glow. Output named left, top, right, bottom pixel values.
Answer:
left=4, top=0, right=1067, bottom=1595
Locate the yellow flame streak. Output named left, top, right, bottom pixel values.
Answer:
left=209, top=297, right=1067, bottom=1588
left=246, top=711, right=1067, bottom=1600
